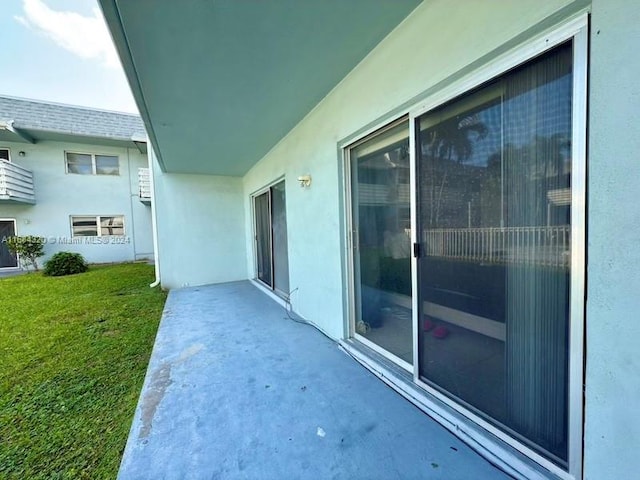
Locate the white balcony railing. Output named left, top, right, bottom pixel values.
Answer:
left=138, top=167, right=151, bottom=203
left=423, top=225, right=571, bottom=268
left=0, top=159, right=35, bottom=204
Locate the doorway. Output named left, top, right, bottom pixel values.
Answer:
left=0, top=219, right=18, bottom=268
left=349, top=119, right=413, bottom=367
left=254, top=180, right=290, bottom=296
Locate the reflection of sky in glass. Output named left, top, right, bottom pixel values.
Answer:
left=505, top=74, right=572, bottom=145
left=430, top=73, right=572, bottom=169
left=67, top=153, right=92, bottom=174
left=464, top=101, right=501, bottom=167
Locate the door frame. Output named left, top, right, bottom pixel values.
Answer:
left=343, top=116, right=413, bottom=371
left=341, top=14, right=588, bottom=480
left=250, top=176, right=290, bottom=297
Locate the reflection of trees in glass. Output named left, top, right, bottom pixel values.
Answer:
left=422, top=123, right=571, bottom=229
left=422, top=114, right=488, bottom=225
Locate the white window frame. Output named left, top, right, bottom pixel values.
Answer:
left=65, top=151, right=120, bottom=175
left=70, top=215, right=125, bottom=237
left=341, top=13, right=588, bottom=480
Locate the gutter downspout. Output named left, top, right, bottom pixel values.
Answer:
left=148, top=140, right=161, bottom=288
left=125, top=148, right=139, bottom=260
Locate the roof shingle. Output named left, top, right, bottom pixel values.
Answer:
left=0, top=96, right=146, bottom=141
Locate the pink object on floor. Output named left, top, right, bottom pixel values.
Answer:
left=423, top=318, right=435, bottom=332
left=432, top=325, right=449, bottom=339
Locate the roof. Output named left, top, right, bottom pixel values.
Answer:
left=0, top=96, right=146, bottom=147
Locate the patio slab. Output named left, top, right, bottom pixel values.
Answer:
left=118, top=281, right=511, bottom=479
left=0, top=268, right=26, bottom=278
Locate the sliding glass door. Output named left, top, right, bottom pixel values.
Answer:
left=254, top=191, right=272, bottom=286
left=0, top=220, right=18, bottom=268
left=254, top=181, right=290, bottom=296
left=415, top=42, right=573, bottom=465
left=347, top=36, right=584, bottom=470
left=350, top=120, right=412, bottom=365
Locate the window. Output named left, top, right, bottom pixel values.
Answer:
left=66, top=152, right=119, bottom=175
left=95, top=155, right=119, bottom=175
left=0, top=148, right=10, bottom=162
left=71, top=215, right=125, bottom=237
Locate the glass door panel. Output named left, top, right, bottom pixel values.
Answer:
left=0, top=220, right=18, bottom=268
left=271, top=181, right=290, bottom=295
left=254, top=191, right=273, bottom=287
left=416, top=43, right=573, bottom=464
left=351, top=120, right=413, bottom=365
left=254, top=181, right=290, bottom=295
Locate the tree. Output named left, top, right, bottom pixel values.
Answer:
left=422, top=113, right=488, bottom=225
left=5, top=236, right=45, bottom=271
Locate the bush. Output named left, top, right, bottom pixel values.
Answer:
left=43, top=252, right=88, bottom=277
left=5, top=235, right=45, bottom=271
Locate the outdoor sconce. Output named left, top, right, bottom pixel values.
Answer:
left=297, top=174, right=312, bottom=188
left=18, top=151, right=26, bottom=157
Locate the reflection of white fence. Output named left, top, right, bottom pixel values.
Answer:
left=424, top=226, right=570, bottom=268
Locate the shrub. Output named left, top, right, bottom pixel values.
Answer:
left=43, top=252, right=88, bottom=277
left=5, top=235, right=45, bottom=271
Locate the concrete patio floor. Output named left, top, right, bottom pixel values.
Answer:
left=118, top=281, right=512, bottom=479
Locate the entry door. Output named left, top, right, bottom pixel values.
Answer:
left=0, top=220, right=18, bottom=268
left=254, top=181, right=290, bottom=296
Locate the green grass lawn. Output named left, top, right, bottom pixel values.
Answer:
left=0, top=263, right=167, bottom=479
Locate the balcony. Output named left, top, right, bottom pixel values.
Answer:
left=0, top=159, right=35, bottom=204
left=138, top=167, right=151, bottom=204
left=118, top=281, right=511, bottom=479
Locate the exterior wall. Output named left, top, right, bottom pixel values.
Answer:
left=243, top=0, right=587, bottom=339
left=0, top=140, right=152, bottom=266
left=144, top=0, right=640, bottom=476
left=584, top=0, right=640, bottom=478
left=152, top=156, right=246, bottom=289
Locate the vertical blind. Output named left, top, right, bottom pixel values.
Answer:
left=416, top=42, right=573, bottom=464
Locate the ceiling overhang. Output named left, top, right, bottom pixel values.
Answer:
left=99, top=0, right=421, bottom=176
left=0, top=120, right=35, bottom=144
left=0, top=120, right=146, bottom=150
